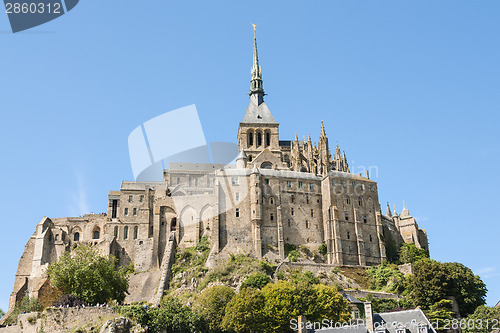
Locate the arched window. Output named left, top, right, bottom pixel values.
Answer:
left=265, top=132, right=271, bottom=147
left=74, top=232, right=80, bottom=242
left=134, top=226, right=138, bottom=239
left=369, top=235, right=373, bottom=242
left=347, top=232, right=350, bottom=240
left=269, top=197, right=274, bottom=205
left=247, top=131, right=254, bottom=147
left=261, top=162, right=273, bottom=169
left=358, top=197, right=363, bottom=207
left=92, top=227, right=100, bottom=240
left=257, top=132, right=262, bottom=147
left=55, top=234, right=59, bottom=241
left=346, top=196, right=351, bottom=205
left=114, top=226, right=118, bottom=238
left=171, top=217, right=177, bottom=231
left=124, top=226, right=129, bottom=239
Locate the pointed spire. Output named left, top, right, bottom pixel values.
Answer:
left=392, top=205, right=398, bottom=217
left=308, top=133, right=312, bottom=144
left=295, top=133, right=299, bottom=142
left=320, top=121, right=326, bottom=137
left=249, top=23, right=265, bottom=104
left=386, top=202, right=392, bottom=217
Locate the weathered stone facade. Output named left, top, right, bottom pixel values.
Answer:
left=2, top=29, right=429, bottom=319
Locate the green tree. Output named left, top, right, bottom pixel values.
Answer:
left=222, top=288, right=266, bottom=333
left=367, top=261, right=405, bottom=293
left=194, top=286, right=235, bottom=332
left=462, top=305, right=500, bottom=333
left=0, top=309, right=4, bottom=318
left=241, top=272, right=272, bottom=290
left=318, top=243, right=327, bottom=256
left=425, top=299, right=454, bottom=332
left=47, top=244, right=129, bottom=304
left=399, top=243, right=428, bottom=264
left=404, top=259, right=486, bottom=316
left=149, top=297, right=205, bottom=333
left=444, top=262, right=487, bottom=316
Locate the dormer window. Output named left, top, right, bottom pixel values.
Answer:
left=418, top=325, right=428, bottom=333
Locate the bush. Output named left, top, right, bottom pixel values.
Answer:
left=399, top=243, right=428, bottom=264
left=47, top=244, right=129, bottom=304
left=241, top=272, right=272, bottom=290
left=284, top=243, right=296, bottom=256
left=287, top=250, right=300, bottom=262
left=26, top=315, right=37, bottom=324
left=462, top=305, right=500, bottom=333
left=3, top=296, right=42, bottom=325
left=194, top=286, right=235, bottom=332
left=367, top=261, right=404, bottom=293
left=318, top=243, right=327, bottom=256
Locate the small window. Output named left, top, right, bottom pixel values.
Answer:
left=305, top=220, right=309, bottom=229
left=418, top=326, right=428, bottom=333
left=291, top=208, right=294, bottom=216
left=369, top=235, right=373, bottom=242
left=346, top=196, right=351, bottom=205
left=287, top=181, right=292, bottom=188
left=261, top=162, right=273, bottom=169
left=55, top=234, right=59, bottom=241
left=134, top=226, right=138, bottom=239
left=298, top=181, right=303, bottom=189
left=310, top=209, right=314, bottom=217
left=396, top=329, right=405, bottom=333
left=288, top=219, right=291, bottom=227
left=358, top=197, right=363, bottom=207
left=124, top=208, right=129, bottom=216
left=270, top=213, right=274, bottom=221
left=248, top=155, right=253, bottom=162
left=341, top=180, right=345, bottom=187
left=232, top=177, right=239, bottom=185
left=347, top=232, right=350, bottom=240
left=363, top=216, right=367, bottom=223
left=236, top=192, right=240, bottom=201
left=93, top=228, right=100, bottom=240
left=140, top=195, right=144, bottom=202
left=128, top=195, right=133, bottom=202
left=345, top=213, right=349, bottom=221
left=265, top=179, right=270, bottom=185
left=291, top=195, right=295, bottom=203
left=124, top=226, right=128, bottom=239
left=309, top=183, right=314, bottom=191
left=270, top=197, right=274, bottom=205
left=361, top=184, right=365, bottom=190
left=74, top=232, right=80, bottom=242
left=133, top=208, right=137, bottom=216
left=235, top=208, right=240, bottom=218
left=370, top=185, right=375, bottom=192
left=306, top=196, right=309, bottom=204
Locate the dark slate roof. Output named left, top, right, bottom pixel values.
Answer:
left=241, top=100, right=277, bottom=124
left=314, top=309, right=436, bottom=333
left=342, top=293, right=364, bottom=304
left=279, top=140, right=291, bottom=147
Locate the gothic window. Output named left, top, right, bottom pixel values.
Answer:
left=55, top=234, right=59, bottom=241
left=236, top=208, right=240, bottom=218
left=247, top=131, right=254, bottom=147
left=345, top=213, right=349, bottom=221
left=265, top=131, right=271, bottom=147
left=269, top=197, right=274, bottom=205
left=124, top=208, right=129, bottom=216
left=270, top=213, right=274, bottom=221
left=346, top=196, right=351, bottom=205
left=133, top=208, right=137, bottom=216
left=347, top=232, right=350, bottom=240
left=74, top=232, right=80, bottom=242
left=358, top=197, right=363, bottom=207
left=128, top=195, right=133, bottom=202
left=257, top=132, right=262, bottom=147
left=93, top=227, right=100, bottom=240
left=114, top=226, right=118, bottom=237
left=261, top=162, right=272, bottom=169
left=134, top=226, right=138, bottom=239
left=124, top=226, right=129, bottom=239
left=111, top=200, right=118, bottom=219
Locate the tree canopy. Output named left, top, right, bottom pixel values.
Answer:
left=462, top=305, right=500, bottom=333
left=398, top=242, right=429, bottom=264
left=404, top=259, right=487, bottom=316
left=194, top=285, right=235, bottom=332
left=47, top=244, right=129, bottom=304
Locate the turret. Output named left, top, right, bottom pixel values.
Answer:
left=236, top=150, right=248, bottom=169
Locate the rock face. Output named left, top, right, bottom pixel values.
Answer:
left=100, top=317, right=145, bottom=333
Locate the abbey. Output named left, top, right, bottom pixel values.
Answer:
left=4, top=29, right=429, bottom=316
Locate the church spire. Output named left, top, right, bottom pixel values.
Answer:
left=249, top=23, right=265, bottom=105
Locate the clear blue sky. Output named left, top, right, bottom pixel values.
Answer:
left=0, top=1, right=499, bottom=312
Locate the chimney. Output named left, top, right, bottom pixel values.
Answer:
left=364, top=302, right=374, bottom=333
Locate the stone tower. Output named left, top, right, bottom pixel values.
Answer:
left=237, top=25, right=281, bottom=166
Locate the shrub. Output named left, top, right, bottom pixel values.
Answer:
left=3, top=296, right=42, bottom=325
left=288, top=250, right=300, bottom=262
left=241, top=272, right=272, bottom=290
left=194, top=286, right=235, bottom=332
left=318, top=243, right=327, bottom=256
left=26, top=315, right=37, bottom=324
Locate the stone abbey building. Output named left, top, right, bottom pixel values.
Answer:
left=5, top=29, right=429, bottom=314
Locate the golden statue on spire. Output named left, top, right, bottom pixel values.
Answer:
left=251, top=23, right=257, bottom=31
